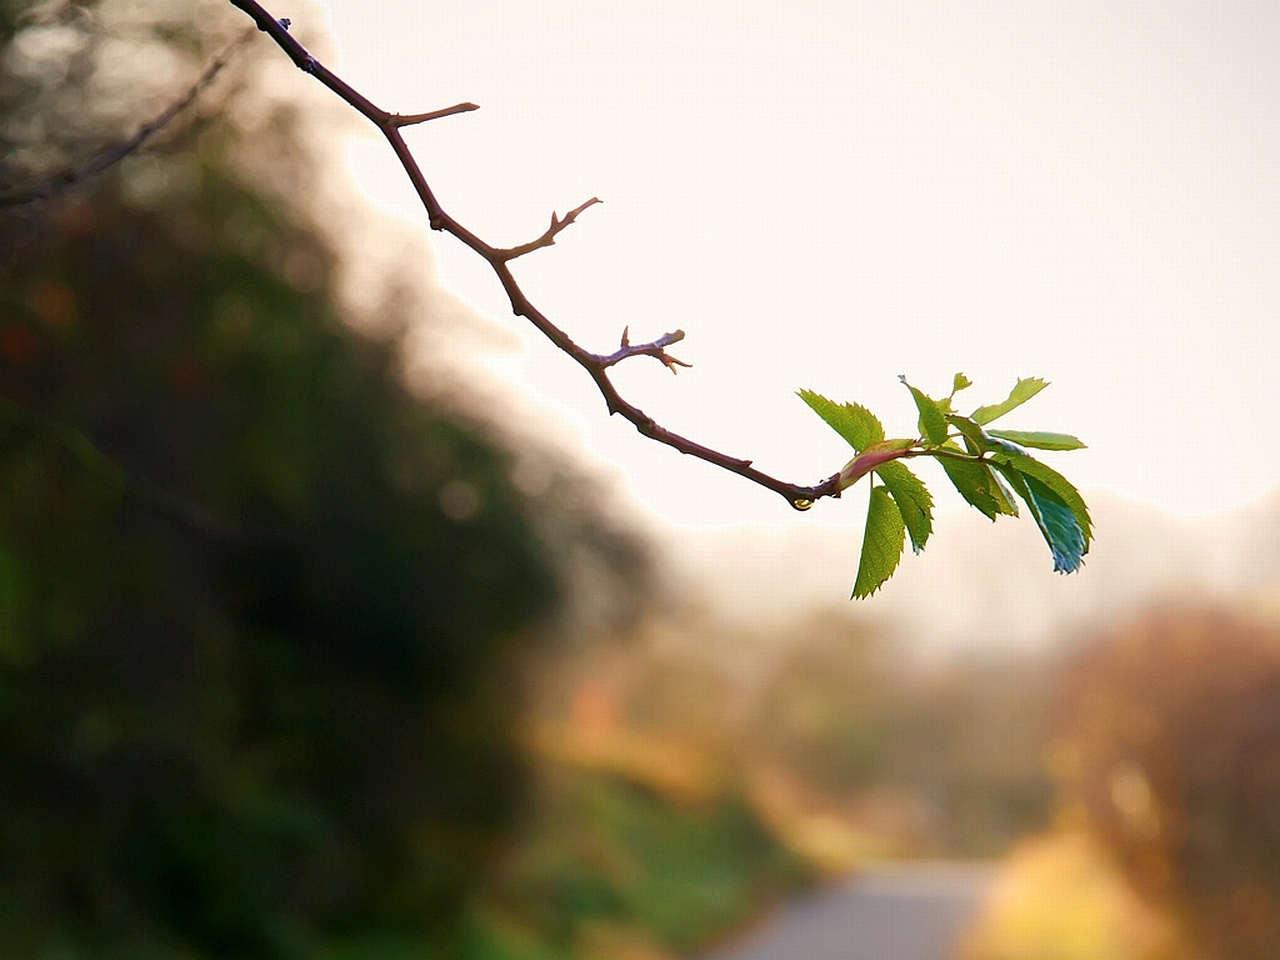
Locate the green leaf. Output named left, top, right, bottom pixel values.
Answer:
left=997, top=467, right=1087, bottom=573
left=945, top=414, right=990, bottom=454
left=990, top=452, right=1091, bottom=572
left=875, top=460, right=933, bottom=553
left=939, top=457, right=1018, bottom=520
left=898, top=377, right=948, bottom=445
left=991, top=471, right=1021, bottom=516
left=990, top=450, right=1091, bottom=544
left=952, top=372, right=973, bottom=395
left=1024, top=474, right=1087, bottom=572
left=971, top=377, right=1050, bottom=425
left=798, top=389, right=884, bottom=451
left=986, top=429, right=1086, bottom=451
left=853, top=485, right=906, bottom=598
left=986, top=435, right=1028, bottom=456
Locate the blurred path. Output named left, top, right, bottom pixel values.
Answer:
left=690, top=862, right=995, bottom=960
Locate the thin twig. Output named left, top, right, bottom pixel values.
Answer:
left=0, top=26, right=256, bottom=207
left=228, top=0, right=842, bottom=510
left=392, top=102, right=480, bottom=127
left=495, top=197, right=604, bottom=261
left=1, top=21, right=299, bottom=544
left=596, top=328, right=691, bottom=373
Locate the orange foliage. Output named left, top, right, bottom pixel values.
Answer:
left=1050, top=607, right=1280, bottom=959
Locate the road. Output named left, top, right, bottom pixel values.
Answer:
left=689, top=862, right=995, bottom=960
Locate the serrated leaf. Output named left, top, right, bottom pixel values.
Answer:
left=1025, top=475, right=1087, bottom=572
left=997, top=466, right=1088, bottom=573
left=875, top=460, right=933, bottom=553
left=986, top=435, right=1028, bottom=456
left=898, top=377, right=949, bottom=445
left=986, top=429, right=1086, bottom=451
left=990, top=469, right=1021, bottom=517
left=939, top=457, right=1018, bottom=520
left=952, top=372, right=973, bottom=395
left=945, top=414, right=990, bottom=454
left=990, top=454, right=1091, bottom=573
left=798, top=390, right=884, bottom=451
left=853, top=485, right=906, bottom=598
left=971, top=377, right=1050, bottom=425
left=989, top=450, right=1091, bottom=546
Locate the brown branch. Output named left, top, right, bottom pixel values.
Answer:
left=228, top=0, right=841, bottom=511
left=392, top=102, right=481, bottom=128
left=598, top=327, right=691, bottom=373
left=0, top=26, right=255, bottom=207
left=495, top=197, right=603, bottom=261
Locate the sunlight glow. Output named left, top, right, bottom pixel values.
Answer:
left=311, top=1, right=1279, bottom=529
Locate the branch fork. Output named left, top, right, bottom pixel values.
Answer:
left=596, top=328, right=690, bottom=374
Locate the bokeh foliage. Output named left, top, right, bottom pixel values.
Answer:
left=489, top=768, right=810, bottom=957
left=1051, top=608, right=1280, bottom=960
left=0, top=2, right=646, bottom=956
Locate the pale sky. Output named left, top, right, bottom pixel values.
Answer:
left=292, top=1, right=1277, bottom=534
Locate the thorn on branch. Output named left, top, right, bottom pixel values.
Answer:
left=231, top=0, right=846, bottom=511
left=278, top=17, right=291, bottom=30
left=659, top=352, right=693, bottom=375
left=597, top=328, right=689, bottom=373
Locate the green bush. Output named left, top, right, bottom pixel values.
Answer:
left=489, top=769, right=811, bottom=956
left=0, top=6, right=644, bottom=956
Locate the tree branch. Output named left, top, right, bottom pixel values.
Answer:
left=0, top=27, right=256, bottom=207
left=597, top=327, right=691, bottom=374
left=228, top=1, right=841, bottom=510
left=495, top=197, right=603, bottom=261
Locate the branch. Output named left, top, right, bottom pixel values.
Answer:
left=0, top=27, right=255, bottom=207
left=228, top=1, right=841, bottom=511
left=392, top=102, right=480, bottom=127
left=597, top=327, right=692, bottom=374
left=495, top=197, right=603, bottom=261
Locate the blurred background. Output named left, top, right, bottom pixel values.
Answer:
left=1, top=1, right=1277, bottom=959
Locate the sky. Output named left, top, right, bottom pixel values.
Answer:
left=285, top=1, right=1277, bottom=535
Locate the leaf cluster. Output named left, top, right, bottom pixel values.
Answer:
left=800, top=374, right=1090, bottom=597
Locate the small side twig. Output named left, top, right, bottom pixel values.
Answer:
left=392, top=102, right=481, bottom=127
left=495, top=197, right=603, bottom=261
left=228, top=0, right=840, bottom=510
left=0, top=26, right=255, bottom=207
left=596, top=328, right=691, bottom=374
